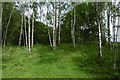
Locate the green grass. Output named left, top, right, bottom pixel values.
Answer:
left=2, top=43, right=120, bottom=78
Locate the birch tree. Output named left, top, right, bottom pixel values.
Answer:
left=31, top=1, right=35, bottom=48
left=53, top=3, right=57, bottom=49
left=24, top=7, right=28, bottom=46
left=96, top=2, right=102, bottom=61
left=28, top=2, right=31, bottom=54
left=46, top=2, right=52, bottom=47
left=47, top=24, right=52, bottom=47
left=112, top=1, right=118, bottom=70
left=3, top=6, right=14, bottom=47
left=71, top=2, right=76, bottom=48
left=107, top=3, right=111, bottom=48
left=113, top=13, right=116, bottom=70
left=73, top=2, right=76, bottom=47
left=58, top=1, right=61, bottom=45
left=18, top=3, right=24, bottom=46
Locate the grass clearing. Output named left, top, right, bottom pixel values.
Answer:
left=2, top=43, right=120, bottom=78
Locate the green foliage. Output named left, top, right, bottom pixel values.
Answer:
left=61, top=3, right=101, bottom=43
left=2, top=2, right=50, bottom=45
left=34, top=22, right=50, bottom=45
left=2, top=2, right=107, bottom=45
left=2, top=2, right=21, bottom=45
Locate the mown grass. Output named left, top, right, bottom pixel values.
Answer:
left=2, top=43, right=120, bottom=78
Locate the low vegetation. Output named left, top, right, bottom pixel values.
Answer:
left=2, top=43, right=120, bottom=78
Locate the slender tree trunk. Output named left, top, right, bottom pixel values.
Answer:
left=107, top=3, right=111, bottom=48
left=48, top=27, right=52, bottom=47
left=31, top=2, right=34, bottom=48
left=0, top=2, right=2, bottom=45
left=53, top=3, right=56, bottom=49
left=28, top=17, right=31, bottom=54
left=107, top=13, right=111, bottom=47
left=112, top=1, right=118, bottom=70
left=114, top=12, right=120, bottom=70
left=116, top=10, right=120, bottom=43
left=24, top=13, right=28, bottom=46
left=46, top=3, right=52, bottom=47
left=96, top=3, right=102, bottom=61
left=71, top=3, right=75, bottom=48
left=113, top=13, right=116, bottom=70
left=22, top=23, right=25, bottom=47
left=28, top=3, right=31, bottom=54
left=53, top=23, right=56, bottom=49
left=3, top=7, right=14, bottom=47
left=58, top=1, right=61, bottom=46
left=55, top=4, right=57, bottom=48
left=98, top=20, right=102, bottom=59
left=71, top=8, right=73, bottom=45
left=18, top=4, right=24, bottom=46
left=73, top=3, right=76, bottom=48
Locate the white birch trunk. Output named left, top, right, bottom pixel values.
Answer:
left=113, top=13, right=116, bottom=70
left=48, top=27, right=52, bottom=47
left=73, top=3, right=76, bottom=48
left=71, top=9, right=73, bottom=44
left=53, top=24, right=56, bottom=49
left=98, top=20, right=102, bottom=59
left=112, top=1, right=118, bottom=70
left=31, top=2, right=34, bottom=48
left=28, top=3, right=31, bottom=54
left=55, top=5, right=57, bottom=48
left=46, top=3, right=52, bottom=47
left=58, top=1, right=61, bottom=45
left=24, top=12, right=28, bottom=46
left=71, top=3, right=75, bottom=48
left=98, top=3, right=102, bottom=59
left=53, top=3, right=56, bottom=49
left=19, top=4, right=24, bottom=46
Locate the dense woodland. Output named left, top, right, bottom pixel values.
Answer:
left=1, top=1, right=120, bottom=78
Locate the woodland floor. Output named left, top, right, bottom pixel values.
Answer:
left=2, top=43, right=120, bottom=78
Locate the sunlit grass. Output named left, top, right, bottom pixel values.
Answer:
left=2, top=43, right=120, bottom=78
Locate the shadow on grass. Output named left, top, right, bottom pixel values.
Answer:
left=71, top=43, right=115, bottom=78
left=34, top=45, right=61, bottom=64
left=34, top=43, right=77, bottom=65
